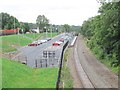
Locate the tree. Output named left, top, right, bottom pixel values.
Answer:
left=0, top=12, right=20, bottom=30
left=80, top=2, right=120, bottom=67
left=20, top=22, right=30, bottom=33
left=63, top=24, right=70, bottom=32
left=36, top=15, right=49, bottom=33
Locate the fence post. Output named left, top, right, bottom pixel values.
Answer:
left=35, top=60, right=37, bottom=68
left=40, top=59, right=42, bottom=67
left=46, top=59, right=47, bottom=67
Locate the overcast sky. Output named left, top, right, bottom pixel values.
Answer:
left=0, top=0, right=100, bottom=25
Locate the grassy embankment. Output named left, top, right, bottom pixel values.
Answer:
left=2, top=57, right=58, bottom=88
left=59, top=48, right=73, bottom=89
left=0, top=33, right=58, bottom=53
left=85, top=38, right=119, bottom=75
left=1, top=32, right=59, bottom=88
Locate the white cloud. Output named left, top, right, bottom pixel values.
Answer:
left=0, top=0, right=100, bottom=25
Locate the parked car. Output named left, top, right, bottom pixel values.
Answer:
left=37, top=40, right=43, bottom=44
left=28, top=43, right=38, bottom=46
left=45, top=38, right=51, bottom=41
left=52, top=41, right=63, bottom=46
left=59, top=38, right=64, bottom=42
left=40, top=39, right=47, bottom=43
left=28, top=41, right=40, bottom=46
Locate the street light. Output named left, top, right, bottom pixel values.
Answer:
left=17, top=28, right=20, bottom=46
left=50, top=25, right=52, bottom=38
left=44, top=27, right=47, bottom=38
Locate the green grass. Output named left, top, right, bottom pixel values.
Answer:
left=0, top=35, right=32, bottom=52
left=59, top=48, right=73, bottom=89
left=44, top=33, right=58, bottom=37
left=2, top=57, right=58, bottom=88
left=0, top=33, right=58, bottom=53
left=24, top=33, right=43, bottom=39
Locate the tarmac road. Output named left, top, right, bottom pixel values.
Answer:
left=14, top=33, right=69, bottom=68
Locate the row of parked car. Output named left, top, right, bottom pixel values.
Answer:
left=28, top=38, right=51, bottom=46
left=28, top=33, right=72, bottom=47
left=52, top=35, right=71, bottom=46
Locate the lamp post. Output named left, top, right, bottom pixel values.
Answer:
left=44, top=27, right=47, bottom=38
left=50, top=25, right=52, bottom=38
left=17, top=28, right=20, bottom=46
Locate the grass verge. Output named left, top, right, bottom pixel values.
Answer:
left=0, top=33, right=58, bottom=53
left=59, top=48, right=73, bottom=89
left=2, top=57, right=58, bottom=88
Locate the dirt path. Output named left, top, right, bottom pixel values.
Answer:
left=75, top=35, right=118, bottom=88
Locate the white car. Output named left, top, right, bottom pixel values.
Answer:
left=39, top=39, right=47, bottom=43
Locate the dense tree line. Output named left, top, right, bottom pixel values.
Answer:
left=80, top=2, right=120, bottom=67
left=0, top=12, right=20, bottom=30
left=0, top=12, right=30, bottom=34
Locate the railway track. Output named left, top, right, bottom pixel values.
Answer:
left=72, top=36, right=118, bottom=89
left=74, top=41, right=95, bottom=89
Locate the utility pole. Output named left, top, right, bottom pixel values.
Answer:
left=45, top=27, right=47, bottom=38
left=13, top=18, right=15, bottom=35
left=14, top=18, right=15, bottom=30
left=51, top=25, right=52, bottom=38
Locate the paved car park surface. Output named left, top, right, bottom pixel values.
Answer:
left=13, top=33, right=72, bottom=68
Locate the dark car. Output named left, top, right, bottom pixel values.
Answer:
left=59, top=38, right=64, bottom=42
left=46, top=38, right=51, bottom=41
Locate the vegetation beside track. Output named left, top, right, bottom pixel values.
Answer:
left=59, top=48, right=73, bottom=89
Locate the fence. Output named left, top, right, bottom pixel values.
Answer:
left=35, top=51, right=59, bottom=68
left=56, top=41, right=69, bottom=89
left=9, top=50, right=60, bottom=68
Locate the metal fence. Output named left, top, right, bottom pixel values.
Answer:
left=35, top=58, right=59, bottom=68
left=56, top=41, right=69, bottom=89
left=35, top=51, right=59, bottom=68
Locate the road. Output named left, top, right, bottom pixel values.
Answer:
left=68, top=35, right=118, bottom=88
left=13, top=33, right=68, bottom=68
